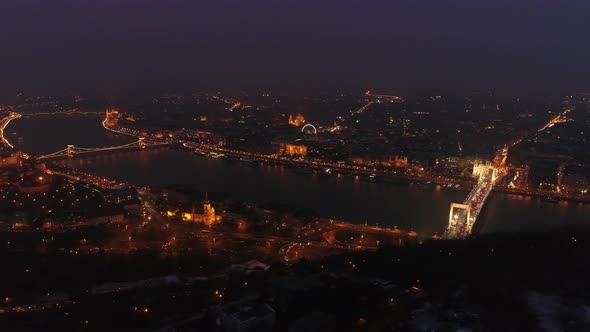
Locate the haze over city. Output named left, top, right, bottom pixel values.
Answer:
left=2, top=1, right=590, bottom=99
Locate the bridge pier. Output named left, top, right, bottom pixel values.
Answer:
left=138, top=137, right=145, bottom=149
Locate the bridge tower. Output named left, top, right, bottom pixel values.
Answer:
left=138, top=137, right=146, bottom=149
left=66, top=145, right=75, bottom=158
left=472, top=161, right=498, bottom=181
left=445, top=203, right=472, bottom=238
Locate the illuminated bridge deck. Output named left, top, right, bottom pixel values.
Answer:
left=37, top=138, right=169, bottom=161
left=444, top=165, right=497, bottom=239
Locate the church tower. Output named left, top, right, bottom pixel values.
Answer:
left=203, top=192, right=216, bottom=225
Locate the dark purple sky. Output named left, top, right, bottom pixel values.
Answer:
left=1, top=0, right=589, bottom=98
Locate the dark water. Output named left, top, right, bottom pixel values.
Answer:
left=8, top=115, right=135, bottom=155
left=9, top=115, right=590, bottom=235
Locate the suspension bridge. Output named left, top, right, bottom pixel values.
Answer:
left=443, top=163, right=498, bottom=239
left=20, top=110, right=105, bottom=117
left=37, top=138, right=169, bottom=161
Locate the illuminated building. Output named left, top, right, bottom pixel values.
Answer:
left=393, top=156, right=408, bottom=168
left=106, top=109, right=120, bottom=120
left=105, top=109, right=121, bottom=125
left=179, top=193, right=221, bottom=225
left=229, top=102, right=241, bottom=112
left=288, top=113, right=306, bottom=127
left=381, top=155, right=408, bottom=168
left=0, top=152, right=22, bottom=168
left=279, top=143, right=308, bottom=157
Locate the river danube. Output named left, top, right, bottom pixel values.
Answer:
left=8, top=115, right=590, bottom=235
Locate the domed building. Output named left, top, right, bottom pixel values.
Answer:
left=288, top=113, right=305, bottom=127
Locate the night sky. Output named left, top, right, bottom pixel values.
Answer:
left=1, top=0, right=589, bottom=99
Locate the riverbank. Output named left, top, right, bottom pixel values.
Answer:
left=0, top=112, right=22, bottom=148
left=7, top=114, right=589, bottom=234
left=494, top=186, right=590, bottom=204
left=104, top=120, right=590, bottom=205
left=102, top=120, right=474, bottom=187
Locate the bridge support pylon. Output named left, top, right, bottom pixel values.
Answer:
left=445, top=203, right=472, bottom=238
left=138, top=137, right=146, bottom=149
left=473, top=161, right=498, bottom=182
left=66, top=145, right=75, bottom=158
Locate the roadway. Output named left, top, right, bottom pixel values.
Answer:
left=182, top=141, right=446, bottom=184
left=0, top=112, right=22, bottom=148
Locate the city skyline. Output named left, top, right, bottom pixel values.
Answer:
left=2, top=2, right=590, bottom=331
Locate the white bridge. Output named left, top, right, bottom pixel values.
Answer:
left=37, top=138, right=168, bottom=161
left=443, top=162, right=498, bottom=239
